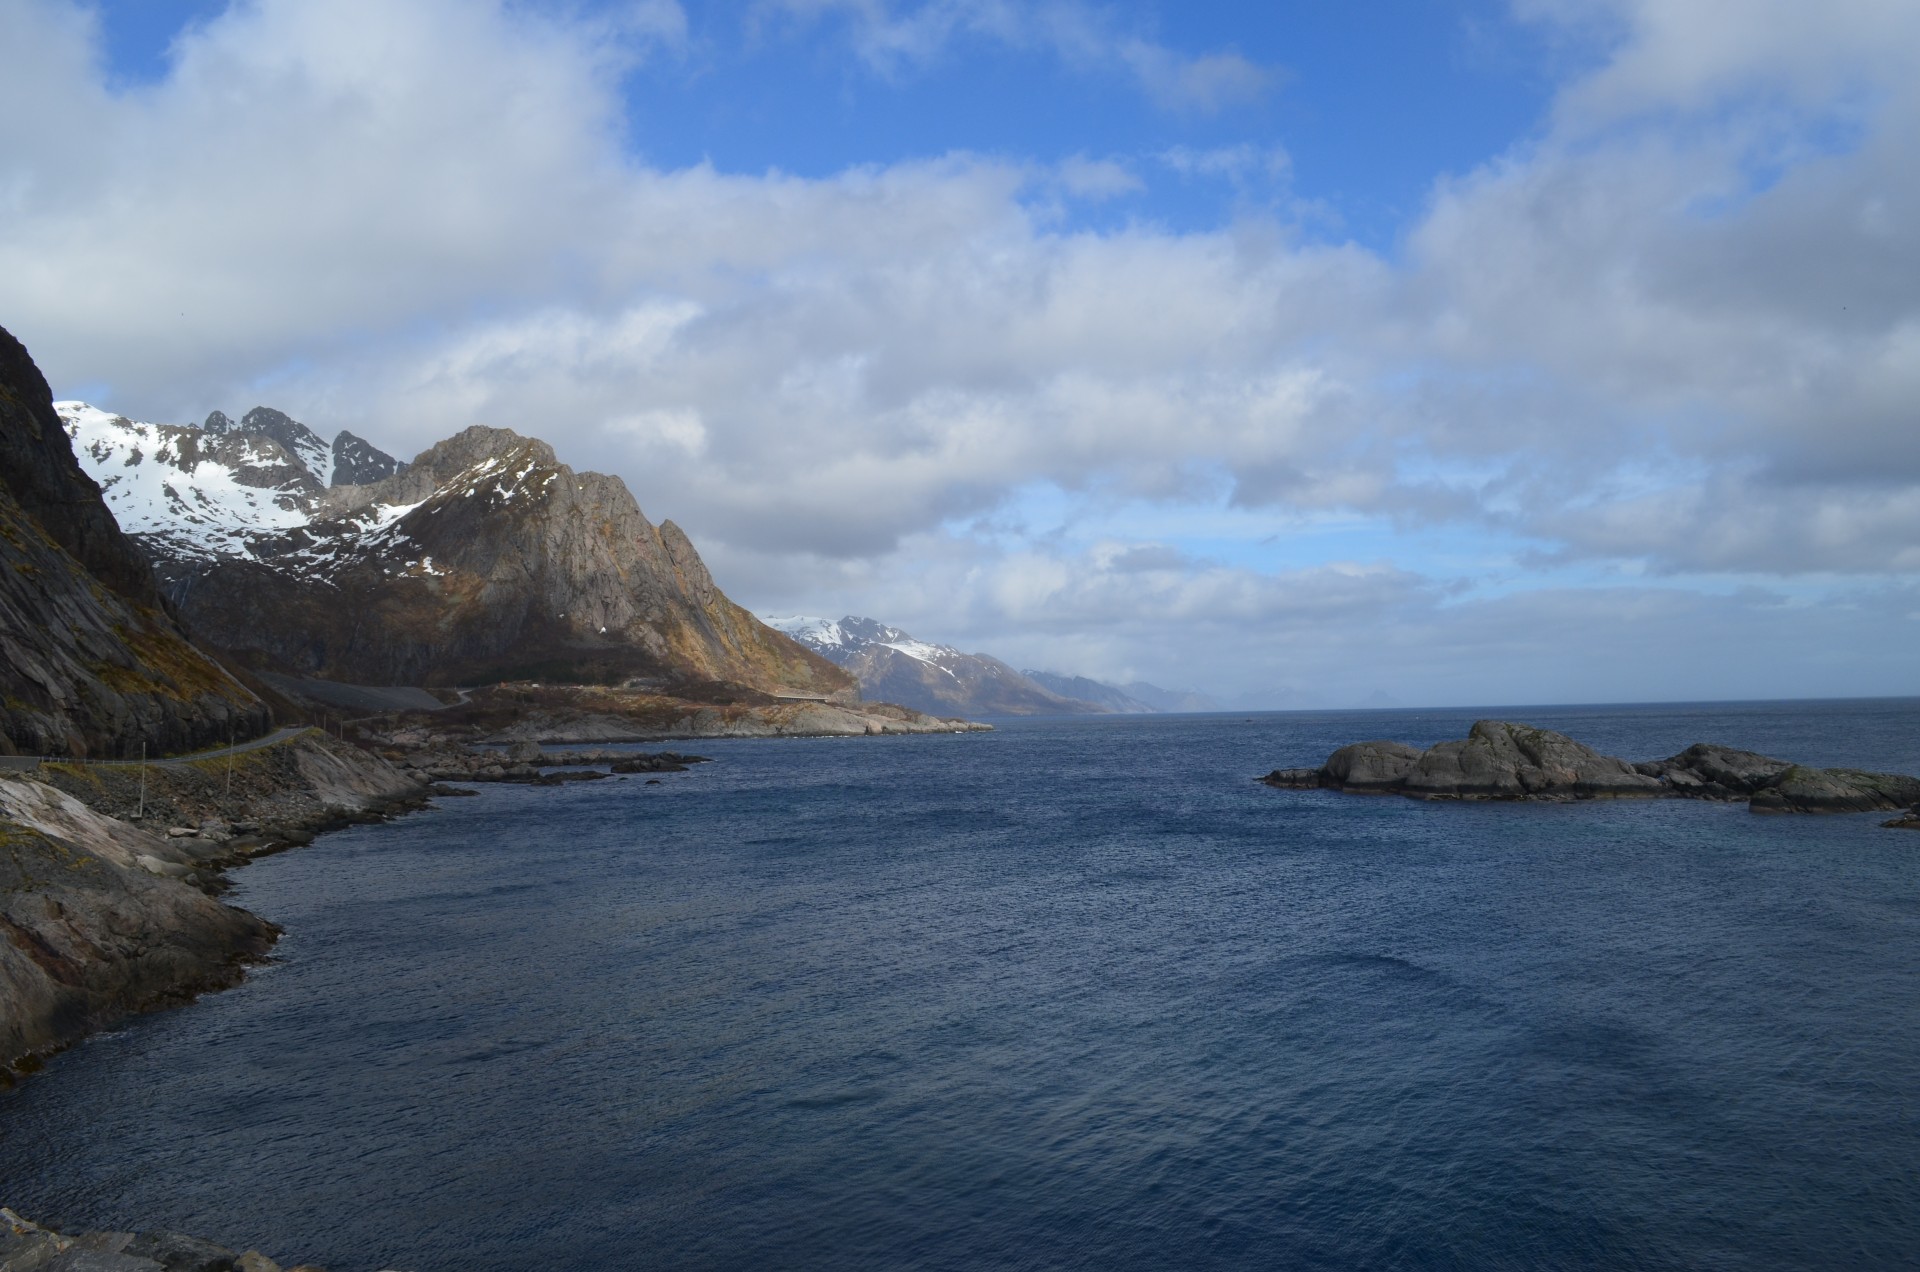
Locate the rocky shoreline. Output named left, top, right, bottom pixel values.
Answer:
left=1263, top=720, right=1920, bottom=823
left=0, top=729, right=426, bottom=1081
left=1, top=1206, right=385, bottom=1272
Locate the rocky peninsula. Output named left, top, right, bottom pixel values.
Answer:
left=1263, top=720, right=1920, bottom=821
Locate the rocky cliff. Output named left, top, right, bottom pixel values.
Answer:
left=0, top=327, right=267, bottom=758
left=62, top=405, right=853, bottom=697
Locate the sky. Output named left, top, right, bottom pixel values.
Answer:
left=1, top=0, right=1916, bottom=708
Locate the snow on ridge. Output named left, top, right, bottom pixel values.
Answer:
left=57, top=401, right=310, bottom=561
left=764, top=615, right=847, bottom=648
left=881, top=638, right=958, bottom=666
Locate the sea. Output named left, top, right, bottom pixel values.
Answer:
left=3, top=699, right=1918, bottom=1271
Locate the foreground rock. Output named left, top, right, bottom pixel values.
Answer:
left=1, top=1207, right=395, bottom=1272
left=2, top=731, right=424, bottom=1079
left=1264, top=721, right=1920, bottom=817
left=1885, top=805, right=1920, bottom=830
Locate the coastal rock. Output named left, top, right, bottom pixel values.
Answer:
left=1400, top=722, right=1665, bottom=799
left=1326, top=740, right=1425, bottom=790
left=3, top=731, right=422, bottom=1073
left=1750, top=766, right=1920, bottom=814
left=1633, top=743, right=1794, bottom=797
left=123, top=1228, right=240, bottom=1271
left=1883, top=806, right=1920, bottom=830
left=1262, top=721, right=1918, bottom=818
left=1262, top=740, right=1422, bottom=791
left=3, top=1212, right=360, bottom=1272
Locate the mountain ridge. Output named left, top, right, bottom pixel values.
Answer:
left=766, top=615, right=1108, bottom=717
left=61, top=404, right=851, bottom=697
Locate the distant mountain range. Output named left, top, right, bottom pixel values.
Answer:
left=61, top=402, right=849, bottom=696
left=766, top=616, right=1226, bottom=719
left=765, top=616, right=1098, bottom=717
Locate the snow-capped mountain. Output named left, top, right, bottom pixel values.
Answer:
left=764, top=615, right=1108, bottom=717
left=59, top=402, right=850, bottom=696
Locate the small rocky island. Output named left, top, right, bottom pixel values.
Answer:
left=1263, top=720, right=1920, bottom=824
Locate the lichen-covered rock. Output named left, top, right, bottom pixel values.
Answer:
left=1634, top=743, right=1795, bottom=796
left=1262, top=740, right=1422, bottom=791
left=1398, top=721, right=1665, bottom=800
left=1750, top=766, right=1920, bottom=814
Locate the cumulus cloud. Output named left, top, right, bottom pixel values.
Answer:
left=0, top=0, right=1915, bottom=696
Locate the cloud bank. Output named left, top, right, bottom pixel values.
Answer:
left=1, top=0, right=1914, bottom=703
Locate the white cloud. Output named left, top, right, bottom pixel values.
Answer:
left=0, top=0, right=1916, bottom=698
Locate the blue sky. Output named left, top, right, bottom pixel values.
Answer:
left=5, top=0, right=1918, bottom=705
left=96, top=0, right=1559, bottom=247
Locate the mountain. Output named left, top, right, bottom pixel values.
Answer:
left=766, top=616, right=1106, bottom=717
left=60, top=403, right=852, bottom=697
left=1117, top=681, right=1225, bottom=713
left=0, top=328, right=267, bottom=757
left=1021, top=671, right=1158, bottom=713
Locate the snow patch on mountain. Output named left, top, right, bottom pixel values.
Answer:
left=57, top=402, right=309, bottom=561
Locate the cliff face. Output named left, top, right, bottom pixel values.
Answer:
left=63, top=406, right=852, bottom=696
left=0, top=328, right=163, bottom=605
left=0, top=328, right=266, bottom=758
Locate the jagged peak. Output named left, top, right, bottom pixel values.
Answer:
left=409, top=425, right=558, bottom=482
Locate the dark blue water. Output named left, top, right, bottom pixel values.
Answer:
left=4, top=700, right=1920, bottom=1270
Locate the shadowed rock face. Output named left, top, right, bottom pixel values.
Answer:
left=0, top=327, right=162, bottom=605
left=0, top=326, right=267, bottom=757
left=1264, top=720, right=1920, bottom=817
left=330, top=428, right=407, bottom=485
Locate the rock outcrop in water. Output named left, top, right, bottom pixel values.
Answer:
left=1263, top=721, right=1920, bottom=817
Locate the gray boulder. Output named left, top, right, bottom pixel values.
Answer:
left=1261, top=740, right=1421, bottom=791
left=1635, top=743, right=1794, bottom=796
left=1399, top=721, right=1664, bottom=800
left=1751, top=766, right=1920, bottom=814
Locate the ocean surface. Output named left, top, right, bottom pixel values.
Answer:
left=4, top=700, right=1919, bottom=1270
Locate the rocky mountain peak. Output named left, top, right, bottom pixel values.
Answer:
left=62, top=400, right=849, bottom=696
left=331, top=429, right=407, bottom=486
